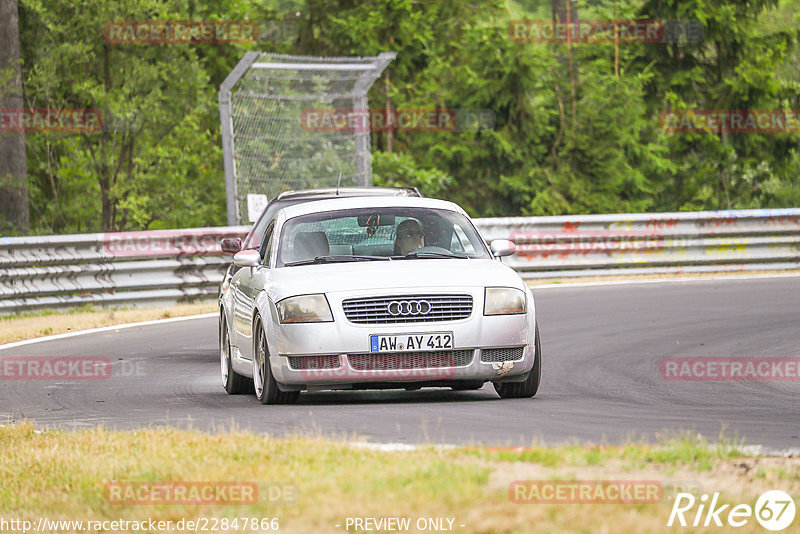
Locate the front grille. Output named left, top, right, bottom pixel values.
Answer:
left=348, top=350, right=474, bottom=371
left=342, top=294, right=473, bottom=324
left=287, top=355, right=341, bottom=370
left=481, top=347, right=525, bottom=363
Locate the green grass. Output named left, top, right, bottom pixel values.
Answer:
left=1, top=424, right=795, bottom=534
left=456, top=433, right=745, bottom=471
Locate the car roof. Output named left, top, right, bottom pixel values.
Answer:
left=246, top=187, right=422, bottom=238
left=277, top=196, right=467, bottom=220
left=275, top=187, right=421, bottom=200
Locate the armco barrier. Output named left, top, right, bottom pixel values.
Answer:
left=475, top=208, right=800, bottom=278
left=0, top=209, right=798, bottom=312
left=0, top=227, right=248, bottom=312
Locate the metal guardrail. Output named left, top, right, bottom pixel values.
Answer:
left=475, top=208, right=800, bottom=278
left=1, top=209, right=798, bottom=312
left=0, top=227, right=248, bottom=312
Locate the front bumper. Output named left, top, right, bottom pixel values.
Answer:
left=265, top=287, right=536, bottom=388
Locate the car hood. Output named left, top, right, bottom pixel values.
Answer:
left=267, top=259, right=525, bottom=301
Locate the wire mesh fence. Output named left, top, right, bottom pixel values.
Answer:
left=219, top=52, right=395, bottom=225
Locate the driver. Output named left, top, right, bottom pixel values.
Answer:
left=394, top=219, right=425, bottom=255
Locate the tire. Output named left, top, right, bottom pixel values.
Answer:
left=253, top=318, right=300, bottom=405
left=494, top=323, right=541, bottom=399
left=450, top=381, right=485, bottom=391
left=220, top=316, right=250, bottom=394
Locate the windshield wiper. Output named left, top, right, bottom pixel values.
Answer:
left=394, top=251, right=470, bottom=260
left=284, top=255, right=390, bottom=267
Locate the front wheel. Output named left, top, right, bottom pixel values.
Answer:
left=494, top=323, right=541, bottom=399
left=253, top=319, right=299, bottom=405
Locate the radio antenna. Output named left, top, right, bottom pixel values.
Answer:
left=336, top=171, right=342, bottom=195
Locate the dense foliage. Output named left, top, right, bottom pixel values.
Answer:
left=12, top=0, right=800, bottom=233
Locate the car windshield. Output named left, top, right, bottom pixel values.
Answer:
left=277, top=207, right=490, bottom=267
left=242, top=190, right=423, bottom=250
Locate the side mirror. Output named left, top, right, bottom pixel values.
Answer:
left=490, top=239, right=516, bottom=258
left=221, top=237, right=243, bottom=254
left=233, top=249, right=261, bottom=268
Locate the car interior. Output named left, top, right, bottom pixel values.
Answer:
left=278, top=208, right=484, bottom=265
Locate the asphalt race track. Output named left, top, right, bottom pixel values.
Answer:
left=1, top=276, right=799, bottom=449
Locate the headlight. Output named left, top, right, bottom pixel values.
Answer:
left=484, top=287, right=526, bottom=315
left=276, top=294, right=333, bottom=323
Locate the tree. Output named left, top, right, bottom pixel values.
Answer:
left=19, top=0, right=232, bottom=232
left=637, top=0, right=799, bottom=210
left=12, top=0, right=800, bottom=233
left=0, top=0, right=29, bottom=235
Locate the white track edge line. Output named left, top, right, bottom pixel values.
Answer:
left=0, top=312, right=218, bottom=351
left=529, top=272, right=800, bottom=289
left=347, top=441, right=800, bottom=457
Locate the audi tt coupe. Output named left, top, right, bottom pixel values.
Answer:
left=218, top=196, right=541, bottom=404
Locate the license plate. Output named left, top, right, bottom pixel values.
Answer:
left=370, top=332, right=454, bottom=353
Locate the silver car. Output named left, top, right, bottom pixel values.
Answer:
left=219, top=196, right=541, bottom=404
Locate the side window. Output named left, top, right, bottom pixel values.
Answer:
left=244, top=204, right=274, bottom=249
left=450, top=232, right=463, bottom=252
left=260, top=222, right=275, bottom=266
left=451, top=224, right=476, bottom=254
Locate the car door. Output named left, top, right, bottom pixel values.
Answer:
left=232, top=221, right=274, bottom=361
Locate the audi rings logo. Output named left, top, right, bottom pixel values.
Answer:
left=387, top=300, right=432, bottom=316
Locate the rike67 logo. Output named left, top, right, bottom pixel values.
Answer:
left=668, top=490, right=796, bottom=531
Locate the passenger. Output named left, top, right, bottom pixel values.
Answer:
left=394, top=219, right=425, bottom=255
